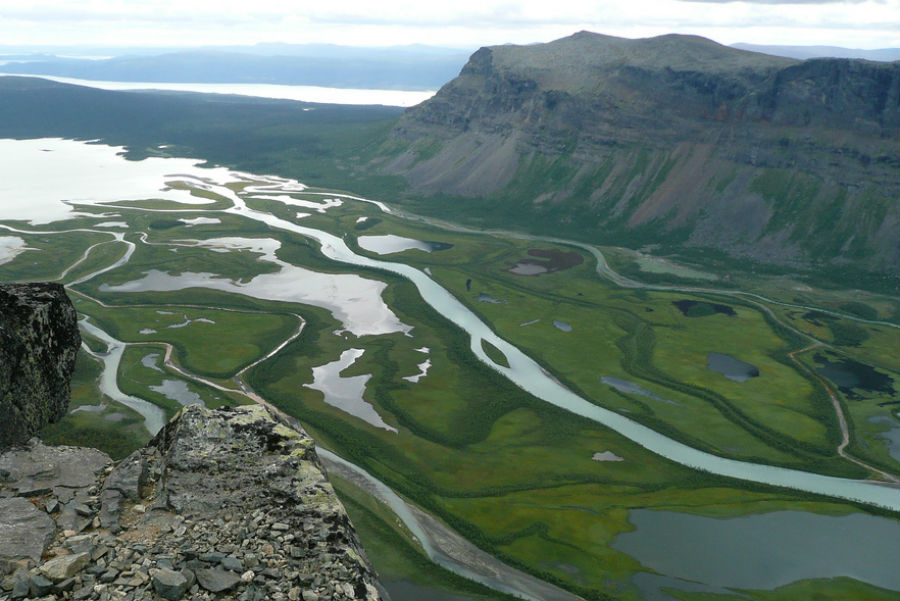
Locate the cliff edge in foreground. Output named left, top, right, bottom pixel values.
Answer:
left=1, top=283, right=80, bottom=448
left=0, top=405, right=382, bottom=601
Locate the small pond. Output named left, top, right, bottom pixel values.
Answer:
left=868, top=415, right=900, bottom=462
left=814, top=353, right=894, bottom=397
left=601, top=376, right=683, bottom=406
left=553, top=320, right=572, bottom=332
left=149, top=380, right=204, bottom=407
left=304, top=349, right=397, bottom=433
left=707, top=352, right=759, bottom=382
left=672, top=300, right=736, bottom=318
left=358, top=234, right=452, bottom=255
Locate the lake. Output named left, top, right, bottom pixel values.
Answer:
left=0, top=73, right=435, bottom=107
left=613, top=509, right=900, bottom=594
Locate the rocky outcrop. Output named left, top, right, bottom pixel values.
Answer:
left=1, top=283, right=80, bottom=448
left=0, top=405, right=382, bottom=601
left=377, top=31, right=900, bottom=276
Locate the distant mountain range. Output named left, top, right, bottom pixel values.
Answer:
left=0, top=45, right=472, bottom=91
left=1, top=33, right=897, bottom=285
left=730, top=43, right=899, bottom=62
left=371, top=32, right=899, bottom=279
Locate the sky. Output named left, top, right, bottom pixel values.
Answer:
left=0, top=0, right=897, bottom=50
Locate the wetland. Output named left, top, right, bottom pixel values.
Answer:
left=3, top=137, right=898, bottom=601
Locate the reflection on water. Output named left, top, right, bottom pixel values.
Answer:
left=707, top=352, right=759, bottom=382
left=0, top=236, right=32, bottom=265
left=305, top=349, right=397, bottom=433
left=601, top=376, right=683, bottom=406
left=100, top=236, right=411, bottom=337
left=0, top=138, right=231, bottom=224
left=869, top=415, right=900, bottom=462
left=149, top=379, right=204, bottom=407
left=358, top=234, right=451, bottom=255
left=553, top=320, right=572, bottom=332
left=613, top=510, right=900, bottom=592
left=141, top=353, right=162, bottom=372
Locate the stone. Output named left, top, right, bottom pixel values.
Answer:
left=221, top=556, right=242, bottom=572
left=150, top=567, right=190, bottom=601
left=0, top=283, right=81, bottom=447
left=11, top=576, right=30, bottom=599
left=103, top=451, right=145, bottom=501
left=196, top=568, right=240, bottom=593
left=39, top=552, right=90, bottom=582
left=0, top=497, right=56, bottom=562
left=29, top=574, right=54, bottom=597
left=0, top=438, right=111, bottom=497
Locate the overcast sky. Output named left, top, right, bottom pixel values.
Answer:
left=0, top=0, right=896, bottom=50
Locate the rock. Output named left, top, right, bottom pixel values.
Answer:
left=29, top=574, right=54, bottom=597
left=10, top=575, right=30, bottom=599
left=196, top=567, right=240, bottom=593
left=379, top=34, right=900, bottom=276
left=0, top=497, right=56, bottom=562
left=151, top=567, right=191, bottom=600
left=103, top=450, right=145, bottom=501
left=0, top=402, right=382, bottom=601
left=39, top=552, right=90, bottom=582
left=0, top=283, right=80, bottom=447
left=0, top=438, right=112, bottom=497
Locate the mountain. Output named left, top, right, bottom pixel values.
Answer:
left=372, top=32, right=900, bottom=278
left=0, top=47, right=471, bottom=91
left=731, top=43, right=900, bottom=62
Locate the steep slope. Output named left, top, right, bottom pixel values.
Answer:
left=376, top=31, right=899, bottom=277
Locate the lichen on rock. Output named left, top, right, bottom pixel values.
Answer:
left=0, top=405, right=382, bottom=601
left=1, top=282, right=80, bottom=448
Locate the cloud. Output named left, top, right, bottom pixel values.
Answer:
left=0, top=0, right=896, bottom=49
left=680, top=0, right=869, bottom=3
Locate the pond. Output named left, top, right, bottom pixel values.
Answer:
left=814, top=352, right=895, bottom=397
left=149, top=379, right=204, bottom=407
left=304, top=349, right=397, bottom=433
left=100, top=236, right=410, bottom=337
left=707, top=352, right=759, bottom=382
left=869, top=415, right=900, bottom=462
left=672, top=299, right=736, bottom=318
left=358, top=234, right=452, bottom=255
left=553, top=320, right=572, bottom=332
left=613, top=509, right=900, bottom=595
left=601, top=376, right=683, bottom=406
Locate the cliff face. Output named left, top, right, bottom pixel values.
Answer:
left=0, top=405, right=382, bottom=601
left=0, top=283, right=80, bottom=448
left=378, top=31, right=900, bottom=275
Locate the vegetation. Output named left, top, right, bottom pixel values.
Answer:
left=3, top=144, right=895, bottom=601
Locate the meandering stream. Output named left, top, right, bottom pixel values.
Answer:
left=5, top=138, right=897, bottom=600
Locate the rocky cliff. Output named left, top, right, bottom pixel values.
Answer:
left=377, top=31, right=900, bottom=276
left=0, top=405, right=382, bottom=601
left=1, top=283, right=80, bottom=448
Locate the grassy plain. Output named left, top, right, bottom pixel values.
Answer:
left=4, top=175, right=894, bottom=601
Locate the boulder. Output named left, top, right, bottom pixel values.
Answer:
left=0, top=283, right=80, bottom=448
left=0, top=497, right=55, bottom=562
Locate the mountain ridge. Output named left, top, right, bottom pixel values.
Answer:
left=373, top=31, right=900, bottom=276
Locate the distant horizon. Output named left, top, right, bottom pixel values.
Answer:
left=1, top=0, right=897, bottom=51
left=1, top=34, right=897, bottom=56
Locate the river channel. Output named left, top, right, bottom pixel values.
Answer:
left=3, top=138, right=898, bottom=599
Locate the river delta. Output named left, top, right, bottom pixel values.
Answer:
left=2, top=138, right=898, bottom=601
